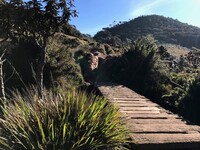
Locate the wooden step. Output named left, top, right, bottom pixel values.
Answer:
left=130, top=124, right=200, bottom=133
left=131, top=133, right=200, bottom=150
left=129, top=118, right=184, bottom=124
left=121, top=110, right=161, bottom=114
left=119, top=106, right=161, bottom=111
left=115, top=102, right=159, bottom=107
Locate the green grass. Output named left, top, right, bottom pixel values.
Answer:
left=0, top=87, right=129, bottom=150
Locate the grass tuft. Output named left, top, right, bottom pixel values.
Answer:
left=0, top=87, right=129, bottom=150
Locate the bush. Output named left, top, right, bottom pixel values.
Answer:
left=41, top=33, right=85, bottom=89
left=0, top=88, right=128, bottom=150
left=180, top=76, right=200, bottom=124
left=0, top=34, right=84, bottom=90
left=103, top=35, right=169, bottom=101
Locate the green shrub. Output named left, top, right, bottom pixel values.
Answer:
left=180, top=76, right=200, bottom=124
left=103, top=35, right=169, bottom=101
left=0, top=88, right=128, bottom=150
left=0, top=34, right=84, bottom=90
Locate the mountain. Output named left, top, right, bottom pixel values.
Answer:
left=94, top=15, right=200, bottom=49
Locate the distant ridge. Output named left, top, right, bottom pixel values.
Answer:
left=94, top=15, right=200, bottom=49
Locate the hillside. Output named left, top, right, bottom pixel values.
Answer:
left=94, top=15, right=200, bottom=49
left=0, top=28, right=119, bottom=90
left=160, top=44, right=190, bottom=57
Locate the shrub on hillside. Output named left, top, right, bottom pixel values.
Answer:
left=161, top=73, right=196, bottom=109
left=105, top=36, right=169, bottom=101
left=46, top=33, right=84, bottom=89
left=180, top=76, right=200, bottom=124
left=0, top=34, right=84, bottom=90
left=0, top=88, right=129, bottom=150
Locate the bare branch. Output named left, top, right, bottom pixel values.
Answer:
left=0, top=37, right=8, bottom=44
left=0, top=49, right=6, bottom=59
left=6, top=60, right=27, bottom=89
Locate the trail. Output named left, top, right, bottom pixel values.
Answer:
left=97, top=83, right=200, bottom=150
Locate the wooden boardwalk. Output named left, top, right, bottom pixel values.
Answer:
left=97, top=83, right=200, bottom=150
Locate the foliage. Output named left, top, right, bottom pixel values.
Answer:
left=95, top=35, right=199, bottom=115
left=0, top=34, right=84, bottom=91
left=46, top=33, right=84, bottom=89
left=0, top=87, right=129, bottom=150
left=101, top=36, right=169, bottom=101
left=0, top=0, right=77, bottom=42
left=0, top=0, right=77, bottom=93
left=161, top=73, right=196, bottom=109
left=0, top=30, right=117, bottom=91
left=180, top=76, right=200, bottom=124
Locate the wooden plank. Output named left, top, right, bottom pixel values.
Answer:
left=109, top=100, right=146, bottom=103
left=116, top=103, right=159, bottom=107
left=129, top=119, right=184, bottom=124
left=127, top=113, right=180, bottom=119
left=119, top=107, right=161, bottom=111
left=130, top=124, right=200, bottom=133
left=110, top=99, right=147, bottom=102
left=120, top=110, right=161, bottom=114
left=108, top=100, right=151, bottom=104
left=113, top=97, right=146, bottom=100
left=132, top=142, right=200, bottom=150
left=131, top=133, right=200, bottom=144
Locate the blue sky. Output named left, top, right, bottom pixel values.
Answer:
left=70, top=0, right=200, bottom=35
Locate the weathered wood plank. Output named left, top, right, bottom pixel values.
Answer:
left=129, top=119, right=184, bottom=124
left=130, top=124, right=200, bottom=133
left=131, top=133, right=200, bottom=144
left=124, top=113, right=178, bottom=119
left=113, top=97, right=146, bottom=100
left=132, top=141, right=200, bottom=150
left=116, top=103, right=159, bottom=107
left=120, top=110, right=161, bottom=114
left=119, top=106, right=161, bottom=111
left=109, top=99, right=146, bottom=102
left=109, top=100, right=155, bottom=104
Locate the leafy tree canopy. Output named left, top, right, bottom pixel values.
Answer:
left=0, top=0, right=77, bottom=96
left=0, top=0, right=77, bottom=46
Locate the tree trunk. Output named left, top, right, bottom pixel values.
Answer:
left=36, top=47, right=46, bottom=98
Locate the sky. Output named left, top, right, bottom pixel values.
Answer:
left=70, top=0, right=200, bottom=36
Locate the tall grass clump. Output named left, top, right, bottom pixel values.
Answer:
left=0, top=88, right=129, bottom=150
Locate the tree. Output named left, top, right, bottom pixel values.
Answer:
left=0, top=0, right=77, bottom=96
